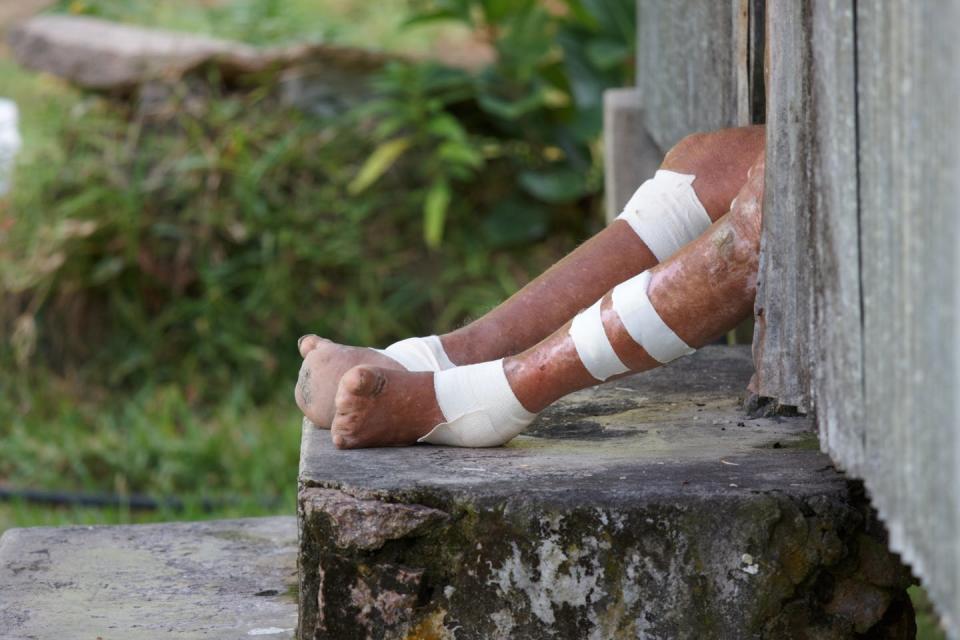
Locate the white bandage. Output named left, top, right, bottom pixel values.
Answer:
left=418, top=359, right=536, bottom=447
left=617, top=170, right=712, bottom=261
left=612, top=271, right=694, bottom=364
left=377, top=335, right=455, bottom=372
left=569, top=299, right=628, bottom=381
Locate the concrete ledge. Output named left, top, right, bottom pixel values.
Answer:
left=297, top=346, right=914, bottom=639
left=0, top=517, right=298, bottom=639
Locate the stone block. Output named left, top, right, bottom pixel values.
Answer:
left=7, top=15, right=391, bottom=93
left=603, top=88, right=663, bottom=224
left=297, top=346, right=914, bottom=639
left=0, top=517, right=298, bottom=639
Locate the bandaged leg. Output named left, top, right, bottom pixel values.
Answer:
left=421, top=269, right=695, bottom=447
left=569, top=270, right=694, bottom=383
left=329, top=150, right=766, bottom=450
left=617, top=170, right=712, bottom=261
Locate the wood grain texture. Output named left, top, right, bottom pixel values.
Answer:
left=750, top=0, right=813, bottom=410
left=635, top=0, right=742, bottom=150
left=807, top=0, right=863, bottom=475
left=857, top=1, right=960, bottom=633
left=756, top=0, right=959, bottom=633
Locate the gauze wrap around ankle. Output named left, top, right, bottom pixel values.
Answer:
left=616, top=170, right=712, bottom=261
left=376, top=335, right=455, bottom=372
left=418, top=359, right=536, bottom=447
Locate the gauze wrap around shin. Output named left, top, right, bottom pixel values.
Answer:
left=376, top=335, right=455, bottom=372
left=568, top=270, right=694, bottom=382
left=612, top=271, right=694, bottom=364
left=617, top=170, right=712, bottom=261
left=569, top=299, right=628, bottom=381
left=418, top=360, right=536, bottom=447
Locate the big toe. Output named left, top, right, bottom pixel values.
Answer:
left=339, top=365, right=386, bottom=398
left=298, top=334, right=327, bottom=358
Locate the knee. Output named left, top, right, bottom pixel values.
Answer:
left=660, top=126, right=765, bottom=219
left=661, top=131, right=715, bottom=175
left=728, top=154, right=765, bottom=252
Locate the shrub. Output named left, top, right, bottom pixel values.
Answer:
left=0, top=75, right=578, bottom=399
left=2, top=0, right=636, bottom=401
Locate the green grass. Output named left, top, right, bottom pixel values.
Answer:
left=0, top=377, right=302, bottom=536
left=0, top=497, right=287, bottom=532
left=50, top=0, right=469, bottom=53
left=911, top=585, right=948, bottom=640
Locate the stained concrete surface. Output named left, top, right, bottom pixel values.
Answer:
left=0, top=516, right=298, bottom=639
left=298, top=346, right=914, bottom=639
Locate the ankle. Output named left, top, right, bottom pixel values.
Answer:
left=504, top=335, right=598, bottom=413
left=439, top=326, right=501, bottom=366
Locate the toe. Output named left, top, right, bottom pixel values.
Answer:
left=340, top=365, right=386, bottom=398
left=298, top=334, right=326, bottom=357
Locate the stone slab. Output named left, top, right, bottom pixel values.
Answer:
left=297, top=346, right=914, bottom=639
left=0, top=516, right=298, bottom=639
left=7, top=15, right=391, bottom=91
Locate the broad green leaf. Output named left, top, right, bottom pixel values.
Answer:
left=423, top=180, right=451, bottom=248
left=438, top=141, right=484, bottom=170
left=586, top=38, right=631, bottom=70
left=477, top=89, right=545, bottom=121
left=348, top=137, right=412, bottom=194
left=520, top=168, right=589, bottom=204
left=482, top=199, right=549, bottom=248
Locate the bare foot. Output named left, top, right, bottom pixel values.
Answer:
left=330, top=365, right=445, bottom=449
left=295, top=336, right=405, bottom=428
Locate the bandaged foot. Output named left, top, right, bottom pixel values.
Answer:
left=330, top=359, right=536, bottom=449
left=295, top=334, right=455, bottom=428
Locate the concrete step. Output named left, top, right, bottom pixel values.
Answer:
left=297, top=346, right=915, bottom=639
left=0, top=516, right=298, bottom=639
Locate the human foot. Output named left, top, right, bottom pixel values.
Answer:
left=295, top=338, right=405, bottom=428
left=330, top=360, right=539, bottom=449
left=295, top=333, right=461, bottom=428
left=330, top=365, right=445, bottom=448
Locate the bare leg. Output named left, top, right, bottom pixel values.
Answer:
left=330, top=152, right=765, bottom=448
left=297, top=126, right=765, bottom=426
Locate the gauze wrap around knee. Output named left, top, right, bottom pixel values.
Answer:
left=617, top=170, right=712, bottom=261
left=569, top=270, right=694, bottom=380
left=376, top=335, right=455, bottom=372
left=418, top=360, right=536, bottom=447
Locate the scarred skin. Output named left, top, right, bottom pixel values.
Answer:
left=326, top=149, right=766, bottom=449
left=296, top=126, right=765, bottom=428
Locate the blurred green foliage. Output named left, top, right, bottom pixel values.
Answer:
left=0, top=0, right=633, bottom=529
left=51, top=0, right=458, bottom=52
left=0, top=79, right=566, bottom=400
left=3, top=0, right=635, bottom=401
left=359, top=0, right=636, bottom=246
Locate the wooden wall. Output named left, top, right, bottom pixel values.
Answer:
left=856, top=3, right=960, bottom=632
left=756, top=1, right=960, bottom=633
left=631, top=0, right=960, bottom=633
left=635, top=0, right=761, bottom=151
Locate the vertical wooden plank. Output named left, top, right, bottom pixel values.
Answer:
left=635, top=0, right=741, bottom=151
left=808, top=0, right=863, bottom=473
left=750, top=0, right=812, bottom=410
left=858, top=1, right=960, bottom=633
